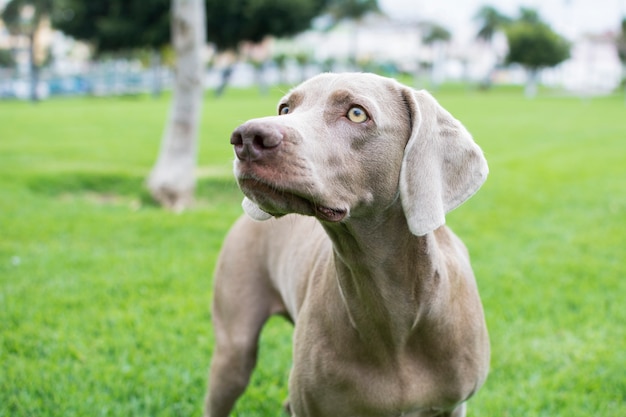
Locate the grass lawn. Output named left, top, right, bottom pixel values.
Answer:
left=1, top=83, right=625, bottom=417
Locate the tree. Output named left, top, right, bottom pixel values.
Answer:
left=52, top=0, right=170, bottom=53
left=1, top=0, right=53, bottom=101
left=518, top=7, right=541, bottom=25
left=0, top=48, right=16, bottom=68
left=147, top=0, right=206, bottom=211
left=421, top=22, right=451, bottom=89
left=53, top=0, right=171, bottom=95
left=54, top=0, right=327, bottom=96
left=205, top=0, right=328, bottom=95
left=151, top=0, right=327, bottom=207
left=324, top=0, right=380, bottom=68
left=326, top=0, right=378, bottom=20
left=505, top=9, right=570, bottom=98
left=475, top=5, right=510, bottom=42
left=53, top=0, right=202, bottom=210
left=422, top=22, right=451, bottom=45
left=52, top=0, right=328, bottom=209
left=474, top=5, right=511, bottom=88
left=206, top=0, right=327, bottom=50
left=616, top=18, right=626, bottom=94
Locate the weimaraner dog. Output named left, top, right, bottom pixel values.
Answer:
left=206, top=73, right=490, bottom=417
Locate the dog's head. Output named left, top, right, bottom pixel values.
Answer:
left=231, top=73, right=488, bottom=236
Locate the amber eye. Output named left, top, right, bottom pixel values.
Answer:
left=279, top=105, right=290, bottom=115
left=347, top=106, right=368, bottom=123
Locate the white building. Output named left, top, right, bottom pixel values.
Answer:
left=0, top=9, right=623, bottom=96
left=271, top=14, right=622, bottom=93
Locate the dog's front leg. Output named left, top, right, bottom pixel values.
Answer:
left=204, top=337, right=259, bottom=417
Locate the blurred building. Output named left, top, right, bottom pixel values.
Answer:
left=543, top=32, right=622, bottom=94
left=270, top=13, right=622, bottom=94
left=0, top=9, right=623, bottom=97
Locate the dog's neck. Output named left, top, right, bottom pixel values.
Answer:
left=321, top=204, right=443, bottom=358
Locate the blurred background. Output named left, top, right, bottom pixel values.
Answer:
left=1, top=0, right=625, bottom=100
left=1, top=2, right=625, bottom=416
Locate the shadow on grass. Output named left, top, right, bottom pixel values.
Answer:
left=26, top=172, right=242, bottom=210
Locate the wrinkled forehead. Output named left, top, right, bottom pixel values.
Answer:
left=279, top=73, right=399, bottom=111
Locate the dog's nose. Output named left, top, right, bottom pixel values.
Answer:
left=231, top=122, right=283, bottom=161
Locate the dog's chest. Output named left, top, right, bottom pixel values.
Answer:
left=288, top=354, right=456, bottom=417
left=288, top=313, right=462, bottom=417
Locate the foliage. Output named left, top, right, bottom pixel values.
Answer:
left=1, top=0, right=54, bottom=101
left=421, top=22, right=451, bottom=45
left=4, top=0, right=374, bottom=59
left=617, top=18, right=626, bottom=64
left=50, top=0, right=327, bottom=53
left=1, top=85, right=625, bottom=416
left=0, top=48, right=15, bottom=67
left=205, top=0, right=328, bottom=51
left=474, top=6, right=570, bottom=72
left=325, top=0, right=379, bottom=22
left=52, top=0, right=171, bottom=53
left=473, top=5, right=511, bottom=89
left=505, top=17, right=570, bottom=70
left=518, top=6, right=541, bottom=25
left=1, top=0, right=53, bottom=35
left=474, top=5, right=511, bottom=42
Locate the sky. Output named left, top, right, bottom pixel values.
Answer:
left=0, top=0, right=622, bottom=42
left=378, top=0, right=625, bottom=40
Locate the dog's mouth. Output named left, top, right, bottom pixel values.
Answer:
left=238, top=177, right=347, bottom=223
left=314, top=205, right=347, bottom=222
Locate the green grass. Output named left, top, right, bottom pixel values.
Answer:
left=1, top=85, right=625, bottom=417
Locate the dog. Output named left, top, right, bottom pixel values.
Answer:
left=205, top=73, right=490, bottom=417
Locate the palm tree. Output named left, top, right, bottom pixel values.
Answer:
left=616, top=18, right=626, bottom=99
left=421, top=22, right=451, bottom=89
left=475, top=5, right=510, bottom=42
left=1, top=0, right=53, bottom=101
left=325, top=0, right=380, bottom=68
left=474, top=5, right=511, bottom=88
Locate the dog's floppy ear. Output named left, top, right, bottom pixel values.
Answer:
left=399, top=88, right=488, bottom=236
left=242, top=197, right=273, bottom=221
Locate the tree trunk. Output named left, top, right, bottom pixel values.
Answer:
left=622, top=64, right=626, bottom=105
left=28, top=31, right=39, bottom=102
left=349, top=22, right=359, bottom=70
left=255, top=61, right=268, bottom=96
left=147, top=0, right=206, bottom=211
left=215, top=65, right=233, bottom=97
left=525, top=68, right=539, bottom=99
left=150, top=50, right=162, bottom=98
left=479, top=40, right=495, bottom=90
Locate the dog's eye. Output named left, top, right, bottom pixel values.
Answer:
left=347, top=106, right=368, bottom=123
left=279, top=105, right=290, bottom=115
